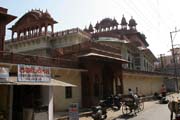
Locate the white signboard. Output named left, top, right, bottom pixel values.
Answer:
left=18, top=64, right=51, bottom=82
left=0, top=67, right=9, bottom=82
left=69, top=103, right=79, bottom=120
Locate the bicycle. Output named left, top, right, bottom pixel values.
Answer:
left=121, top=95, right=144, bottom=115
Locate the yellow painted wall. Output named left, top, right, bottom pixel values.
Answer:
left=123, top=72, right=165, bottom=95
left=53, top=69, right=82, bottom=111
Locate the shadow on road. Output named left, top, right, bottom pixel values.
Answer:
left=112, top=114, right=136, bottom=120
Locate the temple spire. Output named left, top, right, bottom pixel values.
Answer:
left=121, top=15, right=127, bottom=30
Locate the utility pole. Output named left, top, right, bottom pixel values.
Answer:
left=170, top=28, right=180, bottom=92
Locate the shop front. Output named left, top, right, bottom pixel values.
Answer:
left=0, top=64, right=76, bottom=120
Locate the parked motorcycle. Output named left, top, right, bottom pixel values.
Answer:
left=91, top=101, right=107, bottom=120
left=91, top=94, right=122, bottom=120
left=103, top=94, right=122, bottom=110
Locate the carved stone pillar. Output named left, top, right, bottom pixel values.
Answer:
left=17, top=31, right=20, bottom=40
left=39, top=27, right=42, bottom=35
left=28, top=29, right=31, bottom=38
left=23, top=30, right=26, bottom=37
left=45, top=24, right=48, bottom=35
left=51, top=24, right=54, bottom=33
left=11, top=31, right=14, bottom=41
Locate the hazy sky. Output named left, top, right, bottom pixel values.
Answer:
left=1, top=0, right=180, bottom=57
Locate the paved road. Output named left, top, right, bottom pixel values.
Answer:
left=114, top=102, right=170, bottom=120
left=81, top=94, right=179, bottom=120
left=80, top=101, right=171, bottom=120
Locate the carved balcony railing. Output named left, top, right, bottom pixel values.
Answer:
left=0, top=51, right=78, bottom=69
left=52, top=28, right=91, bottom=38
left=5, top=32, right=52, bottom=43
left=5, top=28, right=91, bottom=44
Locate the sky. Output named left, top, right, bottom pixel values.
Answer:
left=1, top=0, right=180, bottom=57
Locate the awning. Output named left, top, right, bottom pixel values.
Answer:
left=78, top=53, right=129, bottom=63
left=0, top=77, right=77, bottom=87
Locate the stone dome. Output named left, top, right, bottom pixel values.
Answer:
left=128, top=17, right=137, bottom=27
left=99, top=18, right=113, bottom=28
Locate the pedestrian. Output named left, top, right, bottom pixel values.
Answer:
left=128, top=88, right=138, bottom=102
left=160, top=84, right=167, bottom=97
left=128, top=88, right=134, bottom=96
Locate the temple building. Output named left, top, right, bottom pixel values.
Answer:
left=4, top=9, right=179, bottom=116
left=5, top=9, right=128, bottom=109
left=84, top=16, right=156, bottom=72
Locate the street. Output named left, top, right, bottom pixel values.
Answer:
left=80, top=94, right=179, bottom=120
left=114, top=101, right=170, bottom=120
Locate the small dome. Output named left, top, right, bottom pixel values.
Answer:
left=84, top=26, right=88, bottom=31
left=112, top=18, right=119, bottom=26
left=95, top=21, right=100, bottom=30
left=129, top=17, right=137, bottom=27
left=121, top=15, right=127, bottom=25
left=88, top=23, right=94, bottom=32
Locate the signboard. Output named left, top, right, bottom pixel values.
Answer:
left=0, top=67, right=9, bottom=82
left=69, top=103, right=79, bottom=120
left=18, top=64, right=51, bottom=82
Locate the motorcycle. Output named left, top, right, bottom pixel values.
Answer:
left=103, top=94, right=122, bottom=110
left=91, top=101, right=107, bottom=120
left=91, top=94, right=122, bottom=120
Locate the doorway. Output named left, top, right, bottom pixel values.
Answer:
left=12, top=86, right=41, bottom=120
left=102, top=65, right=114, bottom=98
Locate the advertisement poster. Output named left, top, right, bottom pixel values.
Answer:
left=18, top=64, right=51, bottom=82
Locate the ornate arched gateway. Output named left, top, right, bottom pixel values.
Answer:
left=9, top=9, right=57, bottom=41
